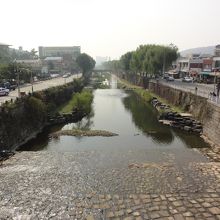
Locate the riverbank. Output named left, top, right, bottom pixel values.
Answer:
left=116, top=76, right=220, bottom=162
left=117, top=76, right=183, bottom=113
left=0, top=79, right=86, bottom=151
left=148, top=80, right=220, bottom=162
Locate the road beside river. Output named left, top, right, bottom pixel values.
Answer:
left=0, top=74, right=81, bottom=105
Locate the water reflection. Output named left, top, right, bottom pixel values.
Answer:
left=63, top=113, right=94, bottom=131
left=122, top=91, right=208, bottom=148
left=18, top=125, right=63, bottom=151
left=123, top=91, right=174, bottom=144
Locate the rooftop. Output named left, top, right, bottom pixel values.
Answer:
left=0, top=42, right=11, bottom=46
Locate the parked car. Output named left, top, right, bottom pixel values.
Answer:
left=182, top=77, right=193, bottom=82
left=0, top=82, right=17, bottom=91
left=62, top=74, right=69, bottom=78
left=166, top=76, right=175, bottom=81
left=0, top=87, right=9, bottom=96
left=163, top=74, right=169, bottom=79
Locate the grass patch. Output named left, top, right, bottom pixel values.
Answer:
left=59, top=90, right=93, bottom=114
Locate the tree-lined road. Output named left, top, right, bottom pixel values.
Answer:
left=0, top=74, right=81, bottom=105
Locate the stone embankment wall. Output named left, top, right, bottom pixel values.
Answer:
left=0, top=97, right=47, bottom=150
left=0, top=80, right=84, bottom=151
left=149, top=81, right=220, bottom=146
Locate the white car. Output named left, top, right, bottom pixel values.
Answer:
left=0, top=87, right=9, bottom=96
left=182, top=77, right=193, bottom=82
left=166, top=76, right=175, bottom=81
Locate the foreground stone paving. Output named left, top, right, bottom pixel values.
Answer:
left=0, top=150, right=220, bottom=219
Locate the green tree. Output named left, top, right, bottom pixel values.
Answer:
left=76, top=53, right=96, bottom=82
left=30, top=48, right=38, bottom=59
left=102, top=44, right=178, bottom=84
left=0, top=62, right=33, bottom=83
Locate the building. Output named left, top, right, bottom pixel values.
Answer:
left=176, top=57, right=190, bottom=77
left=0, top=43, right=10, bottom=52
left=213, top=57, right=220, bottom=69
left=215, top=45, right=220, bottom=57
left=189, top=58, right=203, bottom=77
left=9, top=47, right=34, bottom=60
left=0, top=43, right=11, bottom=63
left=38, top=46, right=81, bottom=60
left=43, top=57, right=64, bottom=74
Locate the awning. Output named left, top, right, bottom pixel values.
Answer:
left=199, top=71, right=211, bottom=76
left=168, top=72, right=178, bottom=75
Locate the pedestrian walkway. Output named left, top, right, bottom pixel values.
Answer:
left=159, top=80, right=220, bottom=106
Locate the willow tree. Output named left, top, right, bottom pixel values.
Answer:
left=76, top=53, right=96, bottom=83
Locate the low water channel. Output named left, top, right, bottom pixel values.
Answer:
left=20, top=77, right=209, bottom=163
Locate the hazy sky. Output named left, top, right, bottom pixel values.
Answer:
left=1, top=0, right=220, bottom=59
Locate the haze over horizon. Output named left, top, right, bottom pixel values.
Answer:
left=1, top=0, right=220, bottom=59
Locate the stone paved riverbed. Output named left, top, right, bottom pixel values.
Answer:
left=0, top=150, right=220, bottom=220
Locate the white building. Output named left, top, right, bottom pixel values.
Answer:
left=39, top=46, right=81, bottom=60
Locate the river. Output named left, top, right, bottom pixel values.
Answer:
left=19, top=77, right=209, bottom=164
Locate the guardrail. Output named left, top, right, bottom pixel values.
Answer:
left=157, top=80, right=220, bottom=106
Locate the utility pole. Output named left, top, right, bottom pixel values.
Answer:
left=30, top=70, right=33, bottom=93
left=162, top=49, right=166, bottom=76
left=14, top=59, right=21, bottom=98
left=214, top=70, right=217, bottom=94
left=17, top=70, right=20, bottom=98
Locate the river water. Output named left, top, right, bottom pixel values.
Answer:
left=20, top=77, right=209, bottom=163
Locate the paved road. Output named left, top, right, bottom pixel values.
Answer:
left=158, top=79, right=220, bottom=105
left=0, top=74, right=81, bottom=105
left=159, top=79, right=216, bottom=98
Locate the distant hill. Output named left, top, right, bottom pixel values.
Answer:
left=180, top=46, right=215, bottom=57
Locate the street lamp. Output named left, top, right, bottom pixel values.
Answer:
left=214, top=70, right=217, bottom=94
left=17, top=69, right=21, bottom=98
left=13, top=59, right=21, bottom=98
left=30, top=70, right=33, bottom=93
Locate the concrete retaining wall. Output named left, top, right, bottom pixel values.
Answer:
left=149, top=81, right=220, bottom=146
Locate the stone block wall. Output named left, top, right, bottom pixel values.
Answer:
left=149, top=81, right=220, bottom=146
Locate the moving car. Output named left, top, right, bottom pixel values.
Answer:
left=182, top=77, right=193, bottom=82
left=0, top=87, right=10, bottom=96
left=166, top=76, right=175, bottom=81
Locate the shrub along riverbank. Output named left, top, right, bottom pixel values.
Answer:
left=59, top=90, right=93, bottom=115
left=117, top=77, right=183, bottom=113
